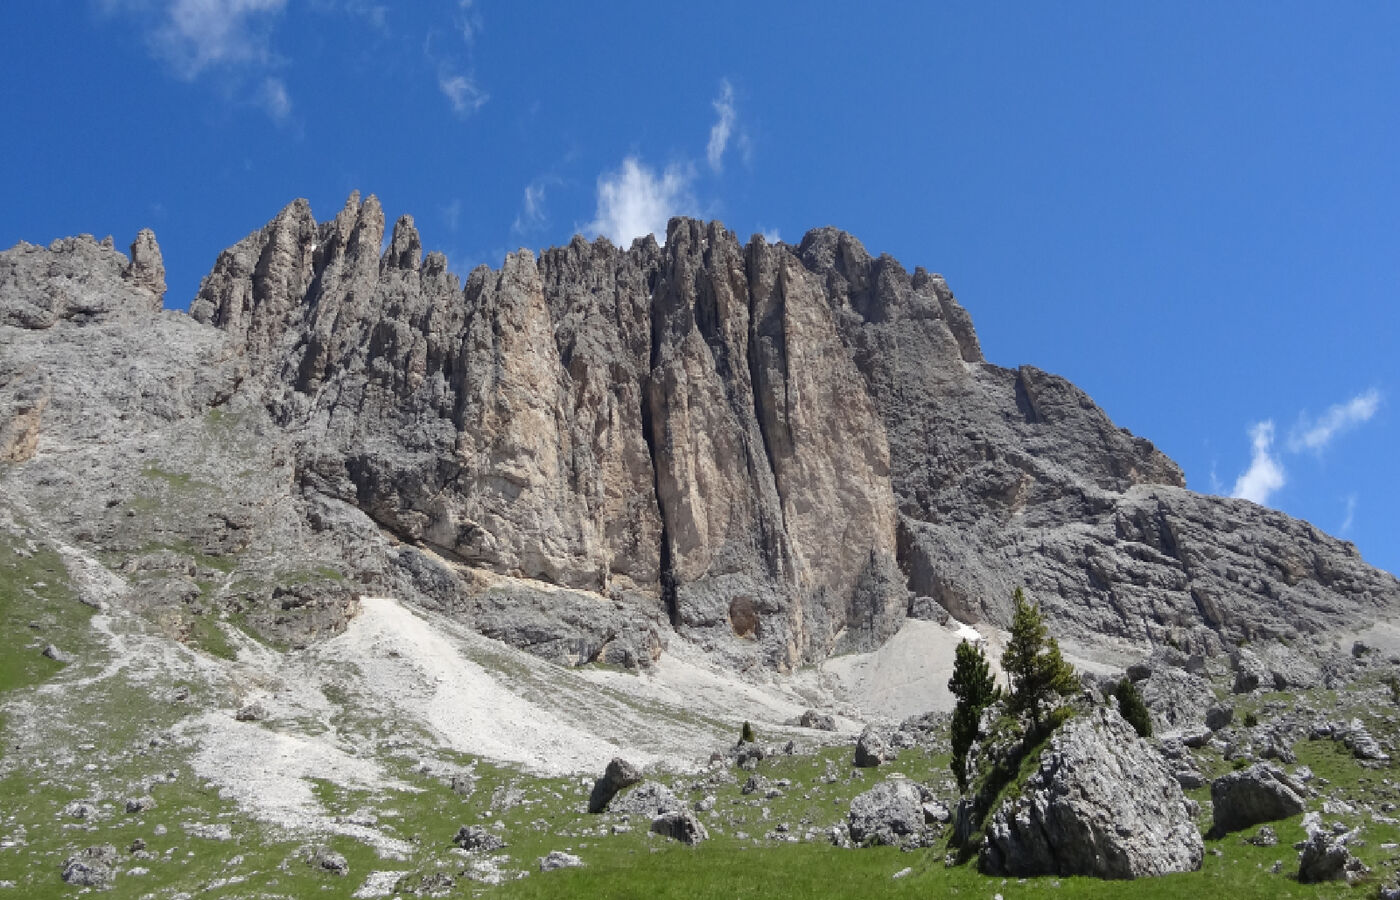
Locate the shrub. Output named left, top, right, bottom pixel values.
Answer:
left=1114, top=677, right=1153, bottom=738
left=740, top=721, right=756, bottom=743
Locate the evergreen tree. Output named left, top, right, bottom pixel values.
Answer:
left=1114, top=677, right=1153, bottom=738
left=1002, top=588, right=1078, bottom=727
left=948, top=638, right=1000, bottom=790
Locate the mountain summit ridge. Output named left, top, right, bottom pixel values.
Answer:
left=2, top=193, right=1396, bottom=672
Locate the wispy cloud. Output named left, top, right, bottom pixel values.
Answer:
left=512, top=178, right=559, bottom=237
left=438, top=69, right=488, bottom=115
left=152, top=0, right=287, bottom=79
left=259, top=75, right=292, bottom=120
left=1231, top=421, right=1286, bottom=505
left=1286, top=388, right=1382, bottom=453
left=1340, top=494, right=1358, bottom=535
left=586, top=157, right=696, bottom=247
left=706, top=79, right=736, bottom=173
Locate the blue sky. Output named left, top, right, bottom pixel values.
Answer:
left=2, top=2, right=1396, bottom=574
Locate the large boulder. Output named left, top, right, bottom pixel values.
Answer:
left=61, top=844, right=118, bottom=888
left=1137, top=667, right=1216, bottom=735
left=854, top=726, right=891, bottom=768
left=980, top=706, right=1202, bottom=879
left=587, top=757, right=643, bottom=813
left=848, top=777, right=936, bottom=849
left=1209, top=763, right=1307, bottom=836
left=650, top=810, right=710, bottom=845
left=1298, top=827, right=1368, bottom=884
left=608, top=781, right=683, bottom=818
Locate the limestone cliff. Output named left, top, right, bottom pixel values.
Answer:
left=3, top=194, right=1396, bottom=670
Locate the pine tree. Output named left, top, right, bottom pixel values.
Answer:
left=1002, top=588, right=1078, bottom=727
left=1114, top=677, right=1153, bottom=738
left=948, top=638, right=1000, bottom=791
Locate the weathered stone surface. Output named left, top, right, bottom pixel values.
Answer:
left=799, top=709, right=836, bottom=731
left=609, top=781, right=682, bottom=818
left=1297, top=827, right=1368, bottom=884
left=61, top=844, right=118, bottom=888
left=4, top=198, right=1400, bottom=676
left=588, top=758, right=643, bottom=813
left=1137, top=667, right=1216, bottom=735
left=650, top=810, right=709, bottom=845
left=854, top=727, right=890, bottom=768
left=848, top=778, right=934, bottom=848
left=1209, top=763, right=1307, bottom=835
left=453, top=825, right=505, bottom=852
left=538, top=851, right=583, bottom=871
left=981, top=707, right=1203, bottom=879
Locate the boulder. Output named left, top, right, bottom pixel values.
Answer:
left=1209, top=763, right=1307, bottom=836
left=799, top=709, right=837, bottom=731
left=609, top=781, right=682, bottom=818
left=1297, top=828, right=1368, bottom=884
left=1205, top=702, right=1234, bottom=731
left=854, top=727, right=890, bottom=768
left=61, top=844, right=118, bottom=888
left=453, top=825, right=505, bottom=852
left=304, top=845, right=348, bottom=876
left=848, top=778, right=934, bottom=849
left=587, top=757, right=643, bottom=813
left=538, top=851, right=584, bottom=872
left=1138, top=667, right=1215, bottom=734
left=980, top=706, right=1202, bottom=879
left=650, top=810, right=709, bottom=845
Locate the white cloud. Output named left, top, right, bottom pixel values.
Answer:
left=259, top=75, right=291, bottom=120
left=706, top=79, right=736, bottom=173
left=512, top=180, right=553, bottom=236
left=153, top=0, right=287, bottom=78
left=1340, top=494, right=1357, bottom=535
left=441, top=198, right=462, bottom=233
left=1287, top=388, right=1382, bottom=453
left=439, top=70, right=487, bottom=115
left=759, top=227, right=781, bottom=243
left=1231, top=420, right=1286, bottom=506
left=586, top=157, right=696, bottom=247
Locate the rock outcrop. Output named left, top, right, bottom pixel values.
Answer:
left=1209, top=763, right=1307, bottom=836
left=4, top=195, right=1399, bottom=672
left=980, top=706, right=1203, bottom=879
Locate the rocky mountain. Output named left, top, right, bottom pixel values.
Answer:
left=2, top=192, right=1397, bottom=674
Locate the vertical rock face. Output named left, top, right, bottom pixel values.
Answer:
left=9, top=193, right=1396, bottom=671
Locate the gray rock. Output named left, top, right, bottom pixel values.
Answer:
left=854, top=727, right=891, bottom=768
left=650, top=810, right=709, bottom=845
left=1297, top=829, right=1368, bottom=884
left=124, top=796, right=155, bottom=814
left=61, top=844, right=118, bottom=888
left=848, top=778, right=933, bottom=849
left=588, top=757, right=643, bottom=813
left=4, top=198, right=1399, bottom=683
left=1205, top=702, right=1234, bottom=731
left=453, top=825, right=505, bottom=852
left=1138, top=667, right=1216, bottom=734
left=1209, top=763, right=1307, bottom=835
left=609, top=781, right=682, bottom=818
left=981, top=706, right=1202, bottom=879
left=799, top=709, right=836, bottom=731
left=1245, top=825, right=1278, bottom=847
left=305, top=845, right=348, bottom=876
left=40, top=643, right=73, bottom=664
left=234, top=702, right=267, bottom=722
left=538, top=851, right=584, bottom=872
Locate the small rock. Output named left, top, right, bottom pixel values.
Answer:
left=1205, top=703, right=1234, bottom=731
left=452, top=825, right=505, bottom=852
left=799, top=709, right=836, bottom=731
left=538, top=851, right=584, bottom=872
left=650, top=810, right=709, bottom=845
left=1245, top=825, right=1278, bottom=847
left=41, top=644, right=74, bottom=664
left=305, top=845, right=349, bottom=876
left=234, top=702, right=267, bottom=722
left=61, top=845, right=118, bottom=888
left=125, top=796, right=155, bottom=814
